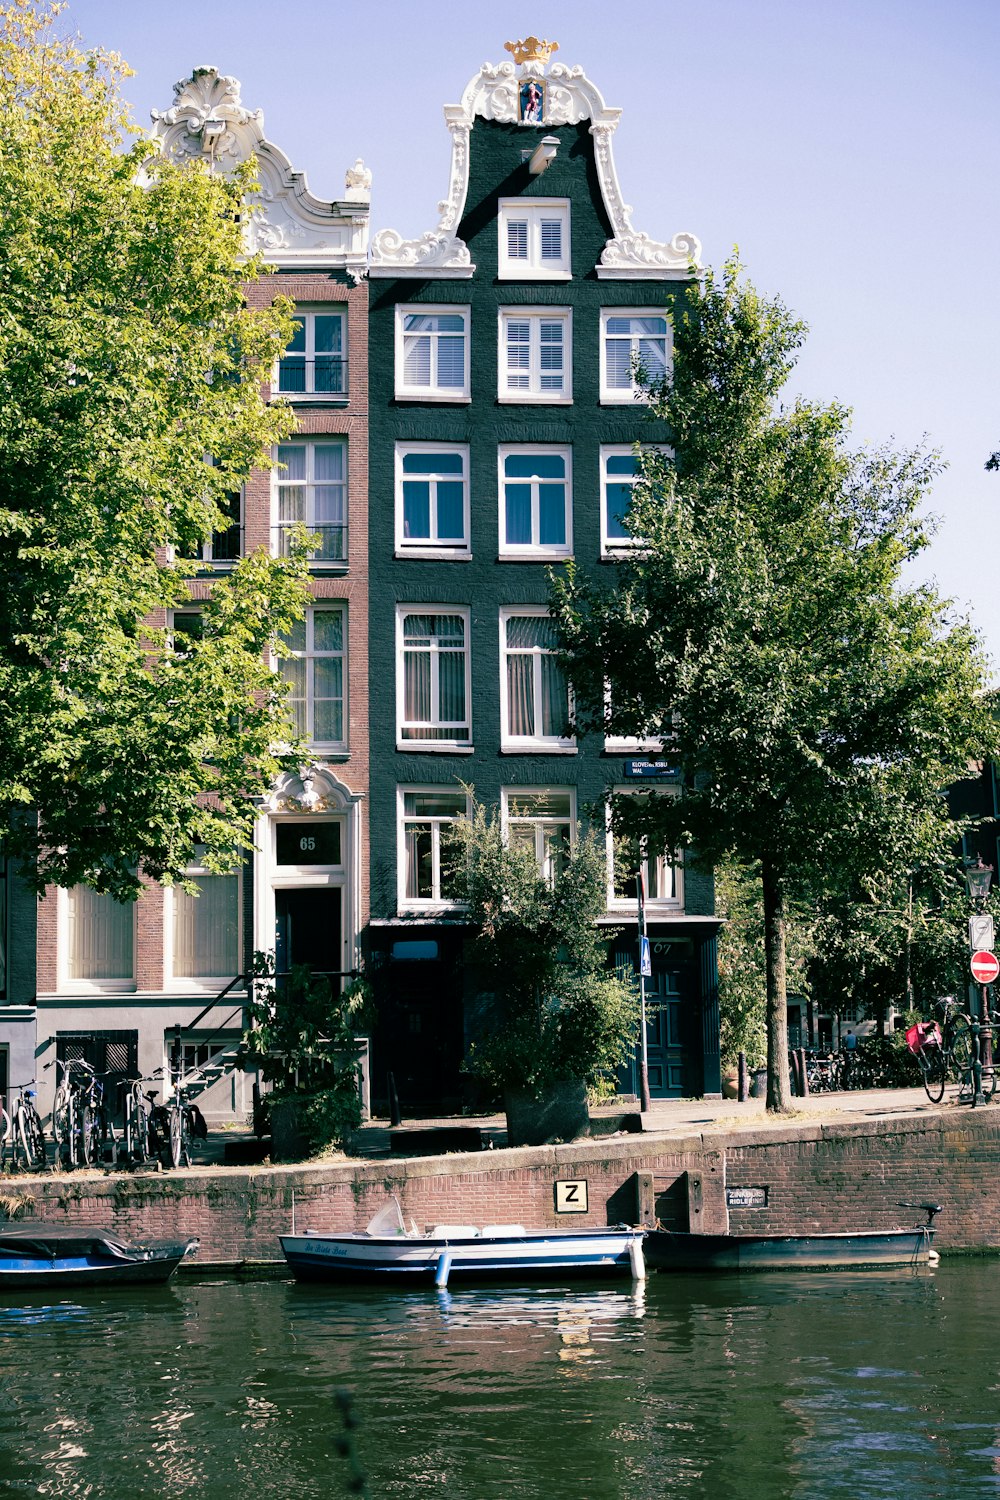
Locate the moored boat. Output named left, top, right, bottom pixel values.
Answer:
left=279, top=1200, right=645, bottom=1286
left=646, top=1207, right=940, bottom=1272
left=0, top=1221, right=199, bottom=1289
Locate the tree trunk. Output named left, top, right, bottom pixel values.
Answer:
left=761, top=861, right=792, bottom=1112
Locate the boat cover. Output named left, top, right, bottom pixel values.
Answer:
left=0, top=1222, right=146, bottom=1261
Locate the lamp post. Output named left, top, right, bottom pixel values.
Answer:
left=964, top=858, right=993, bottom=1106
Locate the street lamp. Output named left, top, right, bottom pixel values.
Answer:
left=964, top=857, right=994, bottom=1105
left=965, top=858, right=993, bottom=910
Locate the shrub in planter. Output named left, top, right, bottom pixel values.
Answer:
left=450, top=801, right=638, bottom=1146
left=242, top=954, right=371, bottom=1161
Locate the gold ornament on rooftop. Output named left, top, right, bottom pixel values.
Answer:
left=504, top=37, right=560, bottom=66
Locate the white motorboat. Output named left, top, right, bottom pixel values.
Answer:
left=279, top=1199, right=645, bottom=1287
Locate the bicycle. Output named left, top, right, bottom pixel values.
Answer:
left=5, top=1082, right=47, bottom=1172
left=48, top=1057, right=101, bottom=1168
left=118, top=1077, right=158, bottom=1169
left=908, top=999, right=998, bottom=1104
left=160, top=1082, right=206, bottom=1170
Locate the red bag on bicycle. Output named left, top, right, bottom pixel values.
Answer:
left=905, top=1020, right=942, bottom=1056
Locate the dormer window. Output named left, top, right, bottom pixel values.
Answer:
left=498, top=200, right=571, bottom=279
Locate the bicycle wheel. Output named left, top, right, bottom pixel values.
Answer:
left=79, top=1104, right=97, bottom=1166
left=951, top=1019, right=974, bottom=1078
left=0, top=1107, right=10, bottom=1171
left=921, top=1046, right=947, bottom=1103
left=180, top=1110, right=194, bottom=1169
left=52, top=1086, right=71, bottom=1167
left=25, top=1111, right=47, bottom=1171
left=168, top=1106, right=182, bottom=1170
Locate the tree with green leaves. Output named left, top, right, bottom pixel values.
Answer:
left=450, top=799, right=638, bottom=1110
left=550, top=258, right=998, bottom=1111
left=0, top=1, right=308, bottom=900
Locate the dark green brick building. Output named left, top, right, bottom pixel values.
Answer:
left=366, top=42, right=722, bottom=1112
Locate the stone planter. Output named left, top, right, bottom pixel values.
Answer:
left=269, top=1095, right=312, bottom=1163
left=504, top=1079, right=590, bottom=1147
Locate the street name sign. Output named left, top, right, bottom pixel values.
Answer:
left=623, top=759, right=681, bottom=781
left=970, top=950, right=1000, bottom=984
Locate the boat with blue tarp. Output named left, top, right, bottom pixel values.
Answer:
left=0, top=1221, right=198, bottom=1288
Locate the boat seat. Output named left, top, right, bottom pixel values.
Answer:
left=481, top=1225, right=527, bottom=1238
left=429, top=1225, right=480, bottom=1238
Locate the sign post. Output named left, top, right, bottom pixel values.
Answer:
left=637, top=871, right=651, bottom=1112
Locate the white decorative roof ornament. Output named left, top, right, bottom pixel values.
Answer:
left=369, top=42, right=700, bottom=280
left=148, top=67, right=370, bottom=278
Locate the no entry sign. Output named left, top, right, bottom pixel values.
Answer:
left=970, top=950, right=1000, bottom=984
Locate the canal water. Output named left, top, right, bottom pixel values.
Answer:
left=0, top=1260, right=997, bottom=1498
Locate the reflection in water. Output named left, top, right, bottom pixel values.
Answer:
left=0, top=1265, right=994, bottom=1498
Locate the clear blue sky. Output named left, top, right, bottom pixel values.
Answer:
left=65, top=0, right=1000, bottom=668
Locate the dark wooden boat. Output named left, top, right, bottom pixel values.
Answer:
left=646, top=1206, right=940, bottom=1272
left=0, top=1222, right=198, bottom=1289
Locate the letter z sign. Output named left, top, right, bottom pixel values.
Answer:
left=554, top=1179, right=588, bottom=1213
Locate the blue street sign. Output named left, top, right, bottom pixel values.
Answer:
left=640, top=934, right=652, bottom=978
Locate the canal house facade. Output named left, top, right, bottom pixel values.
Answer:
left=2, top=48, right=723, bottom=1129
left=364, top=43, right=722, bottom=1112
left=13, top=70, right=372, bottom=1124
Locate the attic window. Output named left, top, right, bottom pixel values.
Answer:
left=498, top=200, right=570, bottom=280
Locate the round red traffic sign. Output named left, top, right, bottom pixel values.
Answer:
left=971, top=950, right=1000, bottom=984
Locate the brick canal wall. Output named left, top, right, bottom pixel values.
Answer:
left=3, top=1108, right=998, bottom=1262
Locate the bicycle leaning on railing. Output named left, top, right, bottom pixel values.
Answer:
left=907, top=998, right=998, bottom=1104
left=2, top=1082, right=47, bottom=1172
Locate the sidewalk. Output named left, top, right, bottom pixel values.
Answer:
left=196, top=1083, right=986, bottom=1168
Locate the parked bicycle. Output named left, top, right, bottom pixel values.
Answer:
left=907, top=998, right=998, bottom=1103
left=48, top=1057, right=103, bottom=1168
left=118, top=1077, right=157, bottom=1168
left=160, top=1081, right=207, bottom=1170
left=3, top=1082, right=47, bottom=1172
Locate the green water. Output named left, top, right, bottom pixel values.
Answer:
left=0, top=1261, right=997, bottom=1498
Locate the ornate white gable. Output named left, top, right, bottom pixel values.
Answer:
left=149, top=68, right=370, bottom=278
left=370, top=44, right=700, bottom=280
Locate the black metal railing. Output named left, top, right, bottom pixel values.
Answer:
left=277, top=357, right=348, bottom=399
left=272, top=523, right=348, bottom=565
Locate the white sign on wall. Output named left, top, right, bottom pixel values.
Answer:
left=554, top=1180, right=589, bottom=1214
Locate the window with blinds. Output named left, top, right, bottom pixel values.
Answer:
left=498, top=200, right=571, bottom=279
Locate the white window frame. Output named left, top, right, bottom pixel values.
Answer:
left=606, top=790, right=684, bottom=913
left=603, top=681, right=664, bottom=752
left=167, top=863, right=242, bottom=991
left=397, top=786, right=471, bottom=912
left=394, top=442, right=471, bottom=558
left=599, top=444, right=670, bottom=556
left=396, top=605, right=473, bottom=751
left=394, top=304, right=471, bottom=402
left=498, top=446, right=573, bottom=560
left=275, top=305, right=347, bottom=401
left=279, top=604, right=348, bottom=751
left=498, top=307, right=572, bottom=403
left=58, top=886, right=136, bottom=994
left=502, top=787, right=577, bottom=886
left=498, top=199, right=571, bottom=280
left=178, top=483, right=243, bottom=567
left=599, top=309, right=672, bottom=404
left=499, top=606, right=575, bottom=753
left=272, top=437, right=348, bottom=566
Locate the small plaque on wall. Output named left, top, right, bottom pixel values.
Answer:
left=726, top=1186, right=768, bottom=1208
left=554, top=1180, right=589, bottom=1214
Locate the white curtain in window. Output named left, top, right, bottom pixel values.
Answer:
left=68, top=886, right=133, bottom=980
left=174, top=875, right=238, bottom=978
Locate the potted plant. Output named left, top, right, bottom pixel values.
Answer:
left=241, top=952, right=371, bottom=1161
left=450, top=800, right=638, bottom=1147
